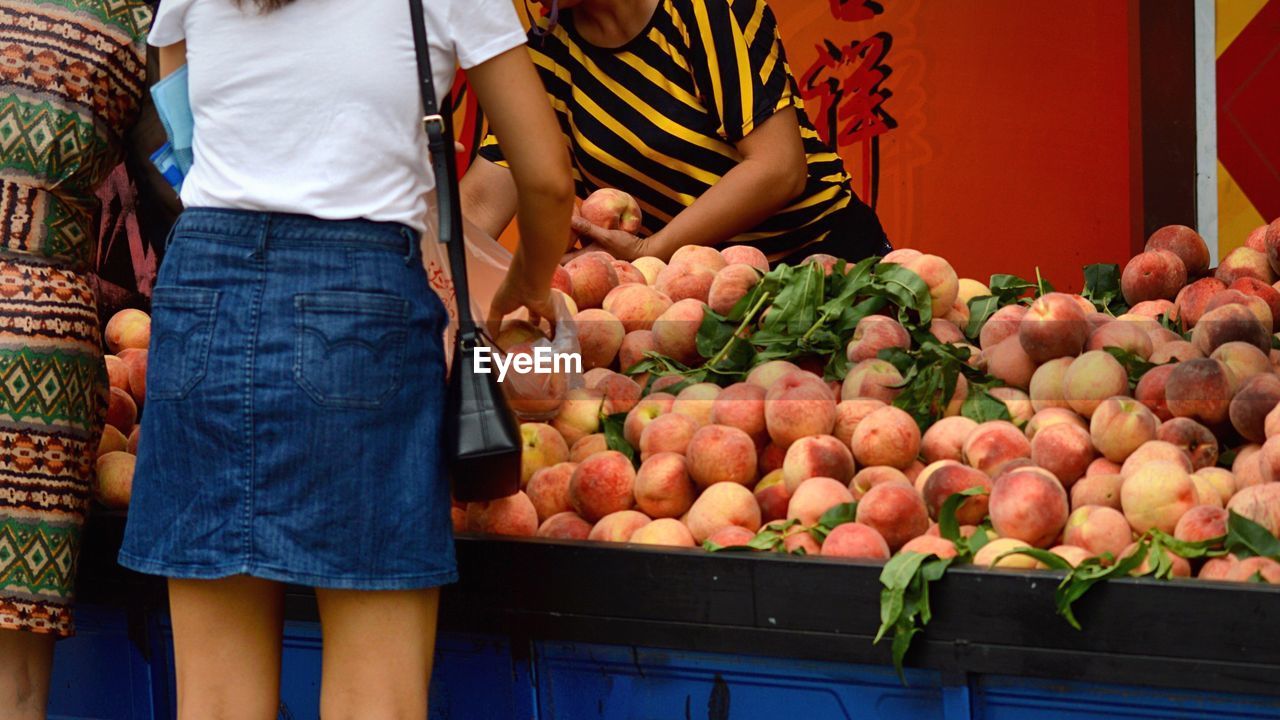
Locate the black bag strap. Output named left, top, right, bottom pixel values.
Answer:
left=408, top=0, right=476, bottom=340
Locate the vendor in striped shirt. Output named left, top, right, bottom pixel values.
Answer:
left=460, top=0, right=891, bottom=265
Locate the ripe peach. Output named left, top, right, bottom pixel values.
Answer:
left=1205, top=289, right=1274, bottom=332
left=850, top=406, right=921, bottom=470
left=104, top=354, right=130, bottom=394
left=956, top=278, right=991, bottom=305
left=1165, top=358, right=1234, bottom=425
left=899, top=534, right=958, bottom=559
left=1061, top=350, right=1129, bottom=418
left=569, top=451, right=636, bottom=522
left=1086, top=321, right=1153, bottom=360
left=930, top=319, right=966, bottom=345
left=983, top=335, right=1037, bottom=390
left=753, top=469, right=792, bottom=522
left=1087, top=457, right=1122, bottom=477
left=594, top=373, right=641, bottom=416
left=565, top=254, right=620, bottom=310
left=921, top=416, right=978, bottom=464
left=1134, top=363, right=1176, bottom=421
left=833, top=398, right=887, bottom=447
left=552, top=264, right=574, bottom=296
left=496, top=319, right=547, bottom=352
left=766, top=373, right=837, bottom=448
left=1194, top=467, right=1235, bottom=506
left=708, top=263, right=761, bottom=315
left=973, top=538, right=1043, bottom=569
left=638, top=412, right=698, bottom=460
left=784, top=476, right=854, bottom=527
left=632, top=256, right=666, bottom=286
left=989, top=467, right=1070, bottom=547
left=97, top=425, right=128, bottom=458
left=782, top=435, right=856, bottom=493
left=1025, top=408, right=1088, bottom=442
left=671, top=382, right=720, bottom=427
left=746, top=360, right=803, bottom=390
left=803, top=253, right=840, bottom=276
left=1199, top=556, right=1237, bottom=581
left=840, top=358, right=905, bottom=403
left=1120, top=440, right=1193, bottom=478
left=758, top=441, right=786, bottom=477
left=611, top=261, right=646, bottom=287
left=963, top=421, right=1032, bottom=475
left=1146, top=224, right=1210, bottom=275
left=1154, top=417, right=1218, bottom=470
left=782, top=529, right=822, bottom=555
left=603, top=284, right=672, bottom=334
left=850, top=466, right=911, bottom=500
left=1226, top=556, right=1280, bottom=583
left=552, top=388, right=606, bottom=446
left=1020, top=293, right=1090, bottom=363
left=581, top=188, right=642, bottom=232
left=655, top=261, right=717, bottom=303
left=93, top=451, right=135, bottom=508
left=1173, top=505, right=1228, bottom=544
left=632, top=452, right=695, bottom=519
left=588, top=510, right=653, bottom=542
left=686, top=482, right=761, bottom=542
left=988, top=387, right=1032, bottom=427
left=575, top=309, right=625, bottom=369
left=902, top=254, right=960, bottom=317
left=1071, top=473, right=1124, bottom=511
left=106, top=387, right=137, bottom=433
left=526, top=462, right=577, bottom=523
left=451, top=507, right=467, bottom=533
left=118, top=349, right=147, bottom=403
left=855, top=482, right=930, bottom=551
left=921, top=463, right=992, bottom=524
left=1232, top=444, right=1266, bottom=491
left=1212, top=341, right=1271, bottom=394
left=1267, top=217, right=1280, bottom=274
left=707, top=382, right=766, bottom=446
left=1030, top=422, right=1095, bottom=488
left=706, top=525, right=757, bottom=548
left=1192, top=303, right=1270, bottom=355
left=521, top=422, right=570, bottom=487
left=846, top=316, right=910, bottom=364
left=822, top=522, right=891, bottom=560
left=1120, top=460, right=1196, bottom=533
left=630, top=518, right=697, bottom=547
left=537, top=511, right=593, bottom=540
left=474, top=492, right=539, bottom=537
left=913, top=460, right=957, bottom=495
left=1216, top=246, right=1274, bottom=285
left=671, top=245, right=729, bottom=274
left=883, top=248, right=922, bottom=264
left=1148, top=341, right=1202, bottom=364
left=623, top=392, right=675, bottom=447
left=1174, top=277, right=1228, bottom=329
left=1230, top=278, right=1280, bottom=331
left=1226, top=483, right=1280, bottom=536
left=980, top=304, right=1028, bottom=351
left=1063, top=505, right=1132, bottom=561
left=1049, top=545, right=1094, bottom=567
left=1129, top=299, right=1177, bottom=320
left=686, top=424, right=758, bottom=489
left=1089, top=396, right=1158, bottom=463
left=720, top=245, right=769, bottom=272
left=105, top=308, right=150, bottom=353
left=651, top=298, right=705, bottom=365
left=1122, top=250, right=1187, bottom=304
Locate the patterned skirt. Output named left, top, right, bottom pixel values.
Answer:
left=0, top=257, right=106, bottom=637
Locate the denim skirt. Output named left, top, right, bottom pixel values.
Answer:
left=118, top=208, right=457, bottom=590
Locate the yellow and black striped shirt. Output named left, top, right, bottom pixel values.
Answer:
left=478, top=0, right=865, bottom=258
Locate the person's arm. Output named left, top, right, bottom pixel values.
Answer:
left=459, top=156, right=519, bottom=242
left=570, top=106, right=807, bottom=261
left=466, top=46, right=574, bottom=329
left=157, top=41, right=186, bottom=79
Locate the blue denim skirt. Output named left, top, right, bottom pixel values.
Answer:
left=118, top=208, right=457, bottom=590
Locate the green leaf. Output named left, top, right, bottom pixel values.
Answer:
left=1081, top=263, right=1128, bottom=315
left=817, top=502, right=859, bottom=531
left=994, top=546, right=1074, bottom=571
left=876, top=552, right=930, bottom=642
left=965, top=295, right=1001, bottom=339
left=1052, top=537, right=1152, bottom=630
left=874, top=262, right=934, bottom=326
left=989, top=274, right=1035, bottom=304
left=1225, top=511, right=1280, bottom=559
left=601, top=412, right=637, bottom=466
left=876, top=553, right=954, bottom=685
left=962, top=388, right=1013, bottom=424
left=938, top=487, right=988, bottom=547
left=1103, top=346, right=1157, bottom=390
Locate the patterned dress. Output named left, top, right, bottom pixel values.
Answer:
left=0, top=0, right=150, bottom=637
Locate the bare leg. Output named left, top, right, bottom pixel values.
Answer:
left=0, top=628, right=54, bottom=720
left=315, top=587, right=440, bottom=720
left=168, top=576, right=284, bottom=720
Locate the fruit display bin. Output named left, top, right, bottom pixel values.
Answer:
left=52, top=513, right=1280, bottom=719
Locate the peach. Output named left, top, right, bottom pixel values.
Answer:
left=1120, top=460, right=1196, bottom=533
left=565, top=254, right=619, bottom=310
left=1191, top=474, right=1225, bottom=508
left=670, top=383, right=719, bottom=428
left=686, top=424, right=758, bottom=489
left=497, top=318, right=547, bottom=351
left=1129, top=299, right=1177, bottom=320
left=855, top=482, right=930, bottom=551
left=632, top=256, right=666, bottom=286
left=623, top=392, right=675, bottom=447
left=650, top=298, right=707, bottom=365
left=1267, top=217, right=1280, bottom=274
left=595, top=373, right=642, bottom=416
left=638, top=412, right=698, bottom=460
left=1050, top=545, right=1094, bottom=567
left=521, top=422, right=570, bottom=486
left=671, top=245, right=729, bottom=273
left=1061, top=350, right=1128, bottom=418
left=1063, top=505, right=1132, bottom=561
left=1120, top=440, right=1193, bottom=477
left=1226, top=556, right=1280, bottom=583
left=989, top=467, right=1070, bottom=547
left=1135, top=363, right=1176, bottom=421
left=709, top=382, right=767, bottom=446
left=753, top=469, right=792, bottom=522
left=1174, top=277, right=1228, bottom=329
left=921, top=463, right=992, bottom=524
left=1087, top=457, right=1122, bottom=477
left=930, top=319, right=966, bottom=345
left=973, top=538, right=1042, bottom=569
left=921, top=416, right=978, bottom=464
left=758, top=441, right=786, bottom=476
left=833, top=398, right=887, bottom=447
left=846, top=316, right=911, bottom=364
left=898, top=534, right=958, bottom=559
left=1172, top=505, right=1228, bottom=544
left=630, top=518, right=697, bottom=547
left=963, top=421, right=1031, bottom=475
left=822, top=522, right=891, bottom=560
left=1025, top=407, right=1087, bottom=442
left=1086, top=321, right=1153, bottom=360
left=783, top=529, right=822, bottom=555
left=1233, top=444, right=1267, bottom=490
left=980, top=304, right=1028, bottom=351
left=786, top=476, right=855, bottom=527
left=1154, top=417, right=1218, bottom=470
left=526, top=462, right=577, bottom=522
left=588, top=510, right=652, bottom=542
left=1268, top=401, right=1280, bottom=438
left=1199, top=556, right=1236, bottom=581
left=903, top=254, right=959, bottom=317
left=1230, top=278, right=1280, bottom=331
left=104, top=354, right=130, bottom=393
left=882, top=248, right=922, bottom=264
left=1212, top=341, right=1271, bottom=394
left=850, top=466, right=911, bottom=500
left=746, top=360, right=803, bottom=390
left=569, top=450, right=636, bottom=522
left=581, top=188, right=642, bottom=232
left=552, top=388, right=605, bottom=446
left=913, top=460, right=957, bottom=495
left=944, top=300, right=970, bottom=329
left=983, top=335, right=1037, bottom=390
left=1123, top=542, right=1191, bottom=578
left=551, top=264, right=574, bottom=296
left=97, top=425, right=128, bottom=458
left=603, top=284, right=672, bottom=334
left=632, top=452, right=696, bottom=519
left=1089, top=396, right=1158, bottom=463
left=93, top=451, right=135, bottom=509
left=451, top=507, right=467, bottom=533
left=766, top=373, right=837, bottom=448
left=106, top=387, right=137, bottom=433
left=105, top=308, right=150, bottom=353
left=574, top=309, right=625, bottom=369
left=537, top=511, right=593, bottom=540
left=803, top=253, right=840, bottom=276
left=706, top=525, right=757, bottom=548
left=1030, top=422, right=1095, bottom=488
left=1146, top=224, right=1210, bottom=275
left=850, top=406, right=921, bottom=470
left=1205, top=289, right=1274, bottom=332
left=1194, top=467, right=1235, bottom=506
left=1226, top=483, right=1280, bottom=536
left=1215, top=246, right=1274, bottom=285
left=1148, top=341, right=1202, bottom=364
left=118, top=349, right=147, bottom=403
left=1019, top=293, right=1090, bottom=363
left=708, top=263, right=761, bottom=315
left=129, top=425, right=142, bottom=456
left=655, top=261, right=717, bottom=303
left=840, top=358, right=905, bottom=403
left=1071, top=473, right=1124, bottom=511
left=686, top=482, right=761, bottom=542
left=1122, top=250, right=1187, bottom=304
left=956, top=278, right=991, bottom=305
left=782, top=435, right=856, bottom=492
left=611, top=261, right=646, bottom=287
left=475, top=492, right=539, bottom=537
left=720, top=245, right=769, bottom=273
left=1165, top=358, right=1234, bottom=425
left=1192, top=302, right=1270, bottom=355
left=988, top=387, right=1032, bottom=427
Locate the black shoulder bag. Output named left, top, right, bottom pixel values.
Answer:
left=409, top=0, right=522, bottom=502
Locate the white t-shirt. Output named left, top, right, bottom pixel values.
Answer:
left=149, top=0, right=526, bottom=233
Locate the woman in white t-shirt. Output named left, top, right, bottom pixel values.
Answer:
left=117, top=0, right=573, bottom=716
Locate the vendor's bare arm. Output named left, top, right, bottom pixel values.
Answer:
left=459, top=156, right=519, bottom=242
